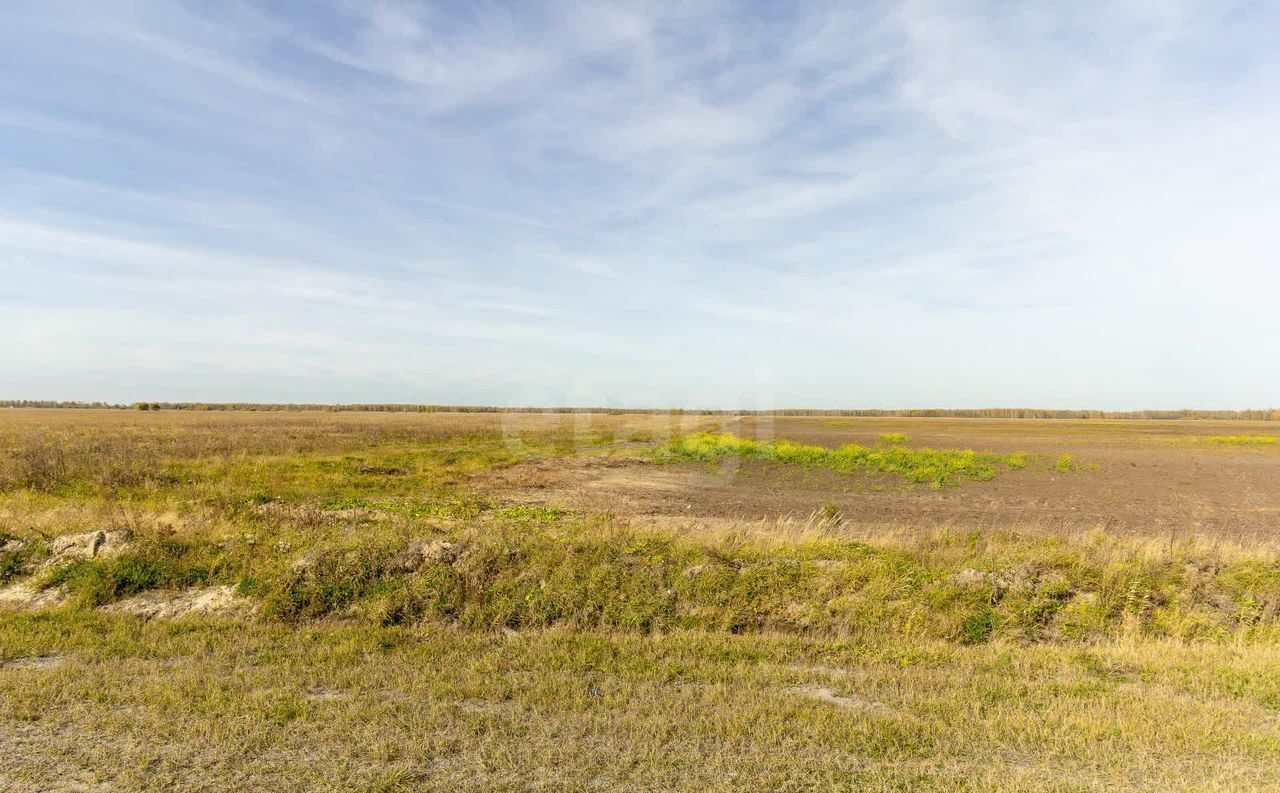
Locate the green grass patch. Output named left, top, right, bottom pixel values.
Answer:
left=658, top=432, right=1031, bottom=487
left=961, top=607, right=1002, bottom=644
left=877, top=432, right=911, bottom=445
left=493, top=504, right=567, bottom=523
left=258, top=541, right=402, bottom=621
left=1196, top=436, right=1277, bottom=446
left=318, top=495, right=488, bottom=520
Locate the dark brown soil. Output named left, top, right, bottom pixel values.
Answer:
left=475, top=417, right=1280, bottom=537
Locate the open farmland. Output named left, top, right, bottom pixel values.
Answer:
left=485, top=415, right=1280, bottom=537
left=4, top=409, right=1280, bottom=791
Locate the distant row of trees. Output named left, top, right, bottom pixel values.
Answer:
left=0, top=400, right=124, bottom=409
left=3, top=400, right=1279, bottom=421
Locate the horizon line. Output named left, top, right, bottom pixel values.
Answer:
left=3, top=400, right=1278, bottom=419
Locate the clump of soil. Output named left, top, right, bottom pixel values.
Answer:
left=46, top=529, right=132, bottom=567
left=384, top=540, right=470, bottom=573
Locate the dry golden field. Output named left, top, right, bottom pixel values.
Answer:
left=4, top=409, right=1280, bottom=791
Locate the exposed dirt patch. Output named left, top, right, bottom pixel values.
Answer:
left=475, top=456, right=732, bottom=515
left=384, top=539, right=470, bottom=573
left=1, top=538, right=27, bottom=554
left=1, top=655, right=66, bottom=670
left=456, top=699, right=516, bottom=714
left=45, top=529, right=131, bottom=567
left=0, top=582, right=69, bottom=610
left=303, top=687, right=347, bottom=702
left=785, top=685, right=887, bottom=711
left=102, top=586, right=254, bottom=620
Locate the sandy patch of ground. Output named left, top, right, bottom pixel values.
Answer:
left=784, top=685, right=888, bottom=711
left=45, top=530, right=132, bottom=567
left=456, top=698, right=516, bottom=714
left=1, top=655, right=67, bottom=670
left=303, top=687, right=347, bottom=702
left=0, top=582, right=69, bottom=610
left=102, top=585, right=253, bottom=620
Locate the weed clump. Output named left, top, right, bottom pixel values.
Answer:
left=877, top=433, right=911, bottom=445
left=659, top=433, right=1032, bottom=487
left=961, top=607, right=1001, bottom=644
left=1197, top=436, right=1277, bottom=446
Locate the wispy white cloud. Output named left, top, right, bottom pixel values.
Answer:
left=1, top=1, right=1278, bottom=407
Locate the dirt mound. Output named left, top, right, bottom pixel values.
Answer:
left=46, top=529, right=132, bottom=566
left=0, top=530, right=131, bottom=611
left=384, top=539, right=470, bottom=573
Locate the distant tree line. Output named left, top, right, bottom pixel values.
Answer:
left=0, top=400, right=125, bottom=409
left=3, top=400, right=1279, bottom=421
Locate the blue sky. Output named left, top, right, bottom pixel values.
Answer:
left=2, top=1, right=1278, bottom=409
